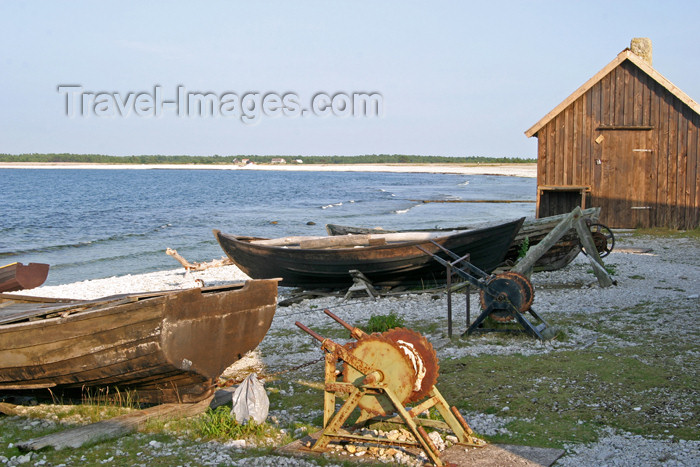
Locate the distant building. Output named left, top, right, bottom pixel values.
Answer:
left=525, top=38, right=700, bottom=229
left=293, top=159, right=303, bottom=164
left=270, top=158, right=287, bottom=164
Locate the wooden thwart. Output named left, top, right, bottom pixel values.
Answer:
left=252, top=231, right=464, bottom=248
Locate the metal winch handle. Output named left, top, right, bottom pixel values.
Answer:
left=415, top=244, right=491, bottom=293
left=295, top=321, right=325, bottom=343
left=323, top=308, right=367, bottom=339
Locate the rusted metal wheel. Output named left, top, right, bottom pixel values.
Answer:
left=342, top=334, right=416, bottom=416
left=479, top=274, right=524, bottom=323
left=382, top=328, right=439, bottom=403
left=499, top=271, right=534, bottom=312
left=589, top=223, right=615, bottom=258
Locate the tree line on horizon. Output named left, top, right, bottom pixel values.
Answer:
left=0, top=153, right=536, bottom=164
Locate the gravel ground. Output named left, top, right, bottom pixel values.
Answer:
left=9, top=233, right=700, bottom=466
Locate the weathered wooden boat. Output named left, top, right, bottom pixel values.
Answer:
left=0, top=279, right=278, bottom=404
left=213, top=218, right=524, bottom=289
left=0, top=262, right=50, bottom=293
left=326, top=207, right=601, bottom=272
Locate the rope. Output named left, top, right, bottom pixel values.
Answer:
left=275, top=296, right=383, bottom=318
left=216, top=356, right=324, bottom=388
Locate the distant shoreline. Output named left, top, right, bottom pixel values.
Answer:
left=0, top=162, right=537, bottom=177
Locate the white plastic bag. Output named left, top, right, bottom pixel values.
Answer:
left=230, top=373, right=269, bottom=425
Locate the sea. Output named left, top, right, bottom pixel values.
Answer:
left=1, top=169, right=536, bottom=286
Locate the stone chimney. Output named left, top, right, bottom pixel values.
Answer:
left=630, top=37, right=652, bottom=66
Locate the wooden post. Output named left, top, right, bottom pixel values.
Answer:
left=512, top=208, right=581, bottom=275
left=574, top=216, right=614, bottom=287
left=513, top=207, right=614, bottom=287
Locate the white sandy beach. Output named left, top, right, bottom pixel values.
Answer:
left=0, top=162, right=537, bottom=178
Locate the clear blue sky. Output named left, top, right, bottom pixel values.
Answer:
left=1, top=1, right=698, bottom=158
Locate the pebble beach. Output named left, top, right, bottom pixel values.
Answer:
left=7, top=231, right=699, bottom=466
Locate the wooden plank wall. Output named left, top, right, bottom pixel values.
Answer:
left=536, top=60, right=700, bottom=229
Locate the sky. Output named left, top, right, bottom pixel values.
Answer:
left=1, top=1, right=699, bottom=158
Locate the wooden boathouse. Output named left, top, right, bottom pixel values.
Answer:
left=525, top=39, right=700, bottom=229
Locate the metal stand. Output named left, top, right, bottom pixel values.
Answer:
left=464, top=301, right=550, bottom=340
left=295, top=313, right=485, bottom=467
left=417, top=243, right=553, bottom=341
left=445, top=254, right=471, bottom=338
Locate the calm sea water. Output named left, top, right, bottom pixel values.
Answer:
left=1, top=169, right=536, bottom=286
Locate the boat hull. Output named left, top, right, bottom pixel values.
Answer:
left=0, top=279, right=278, bottom=403
left=0, top=262, right=50, bottom=293
left=214, top=218, right=524, bottom=288
left=326, top=208, right=601, bottom=272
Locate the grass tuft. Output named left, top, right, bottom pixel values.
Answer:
left=194, top=406, right=273, bottom=441
left=365, top=311, right=406, bottom=333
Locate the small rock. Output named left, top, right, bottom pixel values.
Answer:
left=345, top=444, right=356, bottom=454
left=14, top=453, right=32, bottom=465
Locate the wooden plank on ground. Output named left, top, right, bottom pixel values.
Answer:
left=17, top=396, right=213, bottom=451
left=0, top=402, right=19, bottom=416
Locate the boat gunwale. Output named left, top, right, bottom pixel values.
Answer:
left=214, top=217, right=526, bottom=253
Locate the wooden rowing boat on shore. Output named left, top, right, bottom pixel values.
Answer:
left=0, top=262, right=50, bottom=293
left=325, top=208, right=601, bottom=272
left=213, top=218, right=524, bottom=289
left=0, top=279, right=278, bottom=404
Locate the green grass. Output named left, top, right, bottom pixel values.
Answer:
left=434, top=301, right=699, bottom=449
left=364, top=311, right=406, bottom=333
left=438, top=347, right=698, bottom=448
left=517, top=236, right=530, bottom=259
left=193, top=406, right=279, bottom=441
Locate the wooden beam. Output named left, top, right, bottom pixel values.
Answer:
left=574, top=216, right=614, bottom=287
left=512, top=208, right=581, bottom=275
left=17, top=396, right=213, bottom=451
left=513, top=207, right=614, bottom=287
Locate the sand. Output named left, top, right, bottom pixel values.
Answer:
left=0, top=162, right=537, bottom=178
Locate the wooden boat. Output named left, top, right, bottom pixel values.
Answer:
left=213, top=218, right=524, bottom=289
left=326, top=208, right=601, bottom=272
left=0, top=279, right=278, bottom=404
left=0, top=262, right=50, bottom=293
